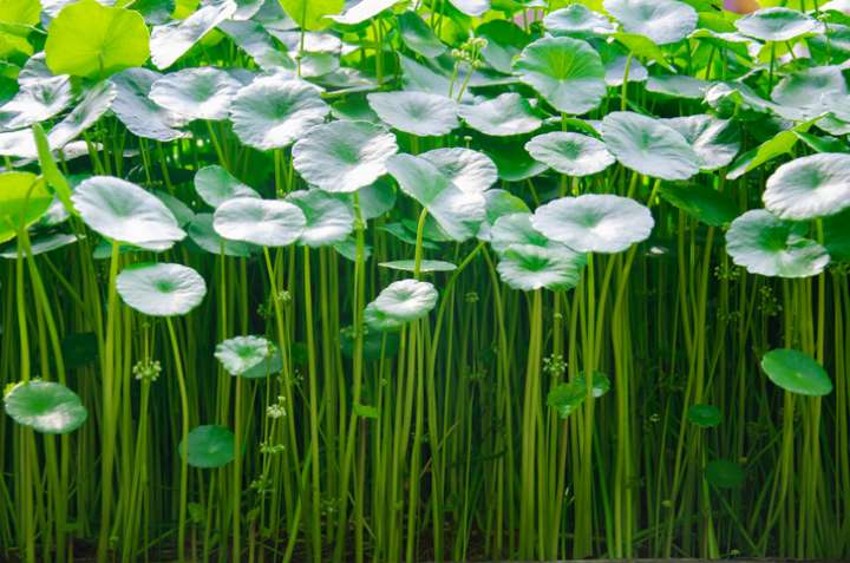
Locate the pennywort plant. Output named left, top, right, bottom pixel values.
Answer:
left=1, top=0, right=850, bottom=561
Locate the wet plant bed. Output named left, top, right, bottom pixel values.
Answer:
left=2, top=0, right=850, bottom=561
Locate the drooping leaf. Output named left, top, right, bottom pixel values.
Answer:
left=386, top=153, right=485, bottom=241
left=725, top=209, right=829, bottom=278
left=761, top=348, right=833, bottom=396
left=110, top=68, right=188, bottom=142
left=229, top=76, right=329, bottom=151
left=72, top=176, right=186, bottom=251
left=3, top=381, right=88, bottom=434
left=187, top=213, right=256, bottom=257
left=150, top=0, right=237, bottom=69
left=116, top=262, right=207, bottom=317
left=532, top=194, right=655, bottom=254
left=526, top=132, right=615, bottom=177
left=601, top=111, right=700, bottom=181
left=328, top=0, right=403, bottom=25
left=659, top=183, right=738, bottom=227
left=292, top=121, right=398, bottom=193
left=47, top=80, right=117, bottom=150
left=514, top=36, right=606, bottom=116
left=397, top=10, right=446, bottom=58
left=378, top=259, right=457, bottom=273
left=478, top=19, right=531, bottom=75
left=179, top=425, right=235, bottom=468
left=286, top=189, right=355, bottom=247
left=763, top=153, right=850, bottom=221
left=213, top=197, right=306, bottom=247
left=661, top=115, right=740, bottom=171
left=45, top=0, right=150, bottom=79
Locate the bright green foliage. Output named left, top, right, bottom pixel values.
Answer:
left=3, top=381, right=88, bottom=434
left=45, top=0, right=150, bottom=79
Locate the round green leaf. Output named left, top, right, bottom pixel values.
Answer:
left=761, top=348, right=833, bottom=396
left=150, top=67, right=241, bottom=122
left=601, top=111, right=700, bottom=181
left=547, top=372, right=611, bottom=418
left=215, top=335, right=272, bottom=376
left=0, top=233, right=79, bottom=259
left=367, top=91, right=458, bottom=137
left=687, top=404, right=722, bottom=428
left=116, top=262, right=207, bottom=317
left=398, top=10, right=447, bottom=59
left=286, top=189, right=354, bottom=247
left=603, top=0, right=697, bottom=45
left=293, top=121, right=398, bottom=193
left=150, top=1, right=237, bottom=70
left=194, top=165, right=259, bottom=208
left=280, top=0, right=344, bottom=31
left=486, top=143, right=548, bottom=182
left=526, top=132, right=615, bottom=177
left=605, top=55, right=648, bottom=87
left=705, top=459, right=745, bottom=489
left=45, top=0, right=150, bottom=79
left=459, top=93, right=542, bottom=137
left=420, top=148, right=498, bottom=194
left=646, top=75, right=710, bottom=100
left=72, top=176, right=186, bottom=250
left=497, top=243, right=586, bottom=291
left=0, top=172, right=52, bottom=245
left=213, top=197, right=306, bottom=247
left=229, top=76, right=329, bottom=151
left=725, top=210, right=829, bottom=278
left=0, top=75, right=73, bottom=131
left=659, top=183, right=738, bottom=227
left=734, top=7, right=823, bottom=43
left=544, top=5, right=616, bottom=36
left=514, top=36, right=606, bottom=116
left=763, top=153, right=850, bottom=221
left=490, top=213, right=551, bottom=253
left=532, top=194, right=654, bottom=253
left=364, top=279, right=438, bottom=331
left=772, top=66, right=848, bottom=120
left=48, top=81, right=117, bottom=151
left=179, top=425, right=235, bottom=468
left=4, top=381, right=88, bottom=434
left=241, top=348, right=283, bottom=379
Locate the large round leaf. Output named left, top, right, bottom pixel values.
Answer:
left=45, top=0, right=150, bottom=79
left=367, top=91, right=458, bottom=137
left=3, top=381, right=88, bottom=434
left=364, top=279, right=438, bottom=331
left=734, top=7, right=823, bottom=42
left=725, top=210, right=829, bottom=278
left=386, top=154, right=486, bottom=241
left=116, top=263, right=207, bottom=317
left=0, top=75, right=73, bottom=131
left=459, top=93, right=542, bottom=137
left=601, top=111, right=700, bottom=181
left=47, top=81, right=118, bottom=151
left=603, top=0, right=697, bottom=45
left=286, top=189, right=354, bottom=247
left=761, top=349, right=833, bottom=396
left=72, top=176, right=186, bottom=250
left=513, top=36, right=606, bottom=116
left=772, top=66, right=848, bottom=121
left=0, top=172, right=52, bottom=244
left=194, top=165, right=259, bottom=208
left=230, top=76, right=329, bottom=151
left=532, top=194, right=654, bottom=253
left=763, top=153, right=850, bottom=221
left=150, top=67, right=241, bottom=122
left=213, top=197, right=306, bottom=247
left=420, top=148, right=497, bottom=194
left=179, top=425, right=235, bottom=468
left=497, top=243, right=586, bottom=291
left=292, top=121, right=398, bottom=193
left=215, top=335, right=272, bottom=376
left=526, top=132, right=615, bottom=177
